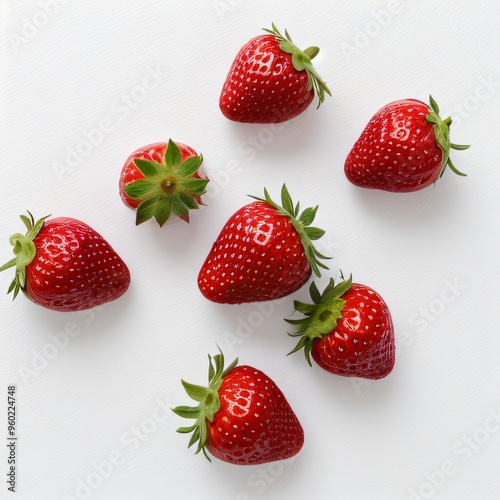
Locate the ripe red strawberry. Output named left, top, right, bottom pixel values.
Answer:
left=287, top=275, right=395, bottom=379
left=119, top=139, right=208, bottom=226
left=172, top=349, right=304, bottom=465
left=0, top=212, right=130, bottom=312
left=197, top=184, right=329, bottom=304
left=344, top=96, right=470, bottom=192
left=219, top=23, right=331, bottom=123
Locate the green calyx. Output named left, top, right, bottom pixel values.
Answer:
left=172, top=349, right=238, bottom=461
left=286, top=275, right=353, bottom=365
left=0, top=212, right=48, bottom=300
left=249, top=184, right=330, bottom=277
left=425, top=95, right=470, bottom=178
left=263, top=23, right=331, bottom=108
left=125, top=139, right=208, bottom=226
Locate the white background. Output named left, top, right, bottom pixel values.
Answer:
left=1, top=1, right=499, bottom=499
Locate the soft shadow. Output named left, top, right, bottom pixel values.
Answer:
left=221, top=106, right=331, bottom=168
left=348, top=176, right=466, bottom=230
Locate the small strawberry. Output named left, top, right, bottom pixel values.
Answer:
left=0, top=212, right=130, bottom=312
left=197, top=184, right=329, bottom=304
left=119, top=139, right=208, bottom=226
left=172, top=349, right=304, bottom=465
left=219, top=23, right=331, bottom=123
left=287, top=275, right=395, bottom=380
left=344, top=96, right=470, bottom=192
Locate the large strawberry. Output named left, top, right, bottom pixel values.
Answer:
left=197, top=184, right=329, bottom=304
left=119, top=139, right=208, bottom=226
left=344, top=96, right=470, bottom=192
left=287, top=275, right=395, bottom=380
left=219, top=23, right=331, bottom=123
left=172, top=349, right=304, bottom=465
left=0, top=213, right=130, bottom=312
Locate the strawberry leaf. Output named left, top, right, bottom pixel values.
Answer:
left=291, top=52, right=307, bottom=72
left=0, top=258, right=16, bottom=273
left=450, top=143, right=470, bottom=151
left=249, top=184, right=330, bottom=277
left=263, top=23, right=331, bottom=108
left=170, top=196, right=190, bottom=217
left=293, top=201, right=300, bottom=218
left=177, top=155, right=203, bottom=177
left=446, top=158, right=467, bottom=177
left=181, top=381, right=211, bottom=403
left=172, top=348, right=238, bottom=461
left=280, top=184, right=294, bottom=214
left=293, top=300, right=317, bottom=315
left=181, top=177, right=209, bottom=193
left=298, top=206, right=317, bottom=226
left=279, top=39, right=296, bottom=56
left=304, top=226, right=325, bottom=240
left=172, top=406, right=200, bottom=418
left=134, top=159, right=162, bottom=177
left=154, top=202, right=172, bottom=227
left=165, top=138, right=182, bottom=167
left=425, top=95, right=470, bottom=179
left=179, top=192, right=199, bottom=210
left=126, top=140, right=208, bottom=226
left=309, top=280, right=322, bottom=305
left=286, top=276, right=352, bottom=364
left=20, top=214, right=33, bottom=231
left=303, top=46, right=319, bottom=59
left=176, top=425, right=196, bottom=434
left=0, top=212, right=49, bottom=301
left=136, top=197, right=159, bottom=225
left=125, top=179, right=157, bottom=200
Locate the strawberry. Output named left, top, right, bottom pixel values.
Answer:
left=219, top=23, right=331, bottom=123
left=344, top=96, right=470, bottom=192
left=0, top=212, right=130, bottom=312
left=172, top=349, right=304, bottom=465
left=197, top=184, right=329, bottom=304
left=119, top=139, right=208, bottom=226
left=287, top=275, right=395, bottom=379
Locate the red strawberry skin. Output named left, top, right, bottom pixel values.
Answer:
left=173, top=351, right=304, bottom=465
left=344, top=99, right=444, bottom=192
left=25, top=218, right=130, bottom=311
left=220, top=34, right=314, bottom=123
left=198, top=201, right=311, bottom=304
left=119, top=141, right=199, bottom=209
left=312, top=284, right=395, bottom=379
left=207, top=365, right=304, bottom=465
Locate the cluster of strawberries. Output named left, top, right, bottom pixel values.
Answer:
left=1, top=24, right=468, bottom=466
